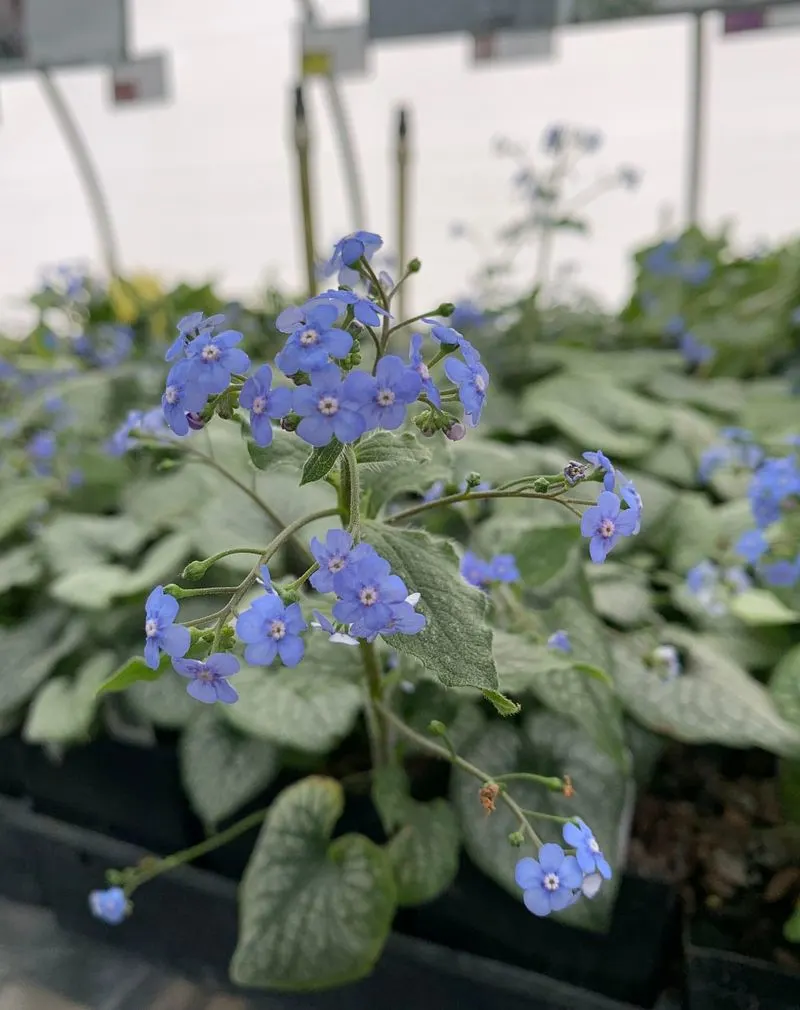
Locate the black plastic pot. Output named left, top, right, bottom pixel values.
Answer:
left=0, top=797, right=44, bottom=905
left=17, top=800, right=642, bottom=1010
left=21, top=734, right=200, bottom=855
left=686, top=937, right=800, bottom=1010
left=0, top=731, right=28, bottom=798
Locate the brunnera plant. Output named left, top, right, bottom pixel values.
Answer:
left=87, top=231, right=643, bottom=992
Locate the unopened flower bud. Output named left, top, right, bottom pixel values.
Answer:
left=464, top=472, right=482, bottom=489
left=436, top=302, right=455, bottom=317
left=532, top=477, right=550, bottom=493
left=445, top=421, right=466, bottom=442
left=186, top=411, right=205, bottom=430
left=291, top=371, right=311, bottom=387
left=182, top=560, right=209, bottom=580
left=280, top=413, right=300, bottom=432
left=407, top=258, right=422, bottom=273
left=563, top=460, right=588, bottom=485
left=428, top=720, right=448, bottom=737
left=162, top=583, right=185, bottom=599
left=508, top=830, right=525, bottom=847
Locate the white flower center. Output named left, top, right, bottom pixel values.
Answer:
left=251, top=394, right=267, bottom=415
left=299, top=328, right=319, bottom=347
left=474, top=374, right=486, bottom=393
left=376, top=388, right=396, bottom=407
left=359, top=586, right=379, bottom=606
left=417, top=363, right=430, bottom=381
left=589, top=838, right=600, bottom=853
left=543, top=872, right=560, bottom=892
left=201, top=344, right=221, bottom=362
left=318, top=395, right=339, bottom=416
left=328, top=555, right=346, bottom=573
left=164, top=385, right=179, bottom=405
left=599, top=518, right=616, bottom=538
left=144, top=619, right=159, bottom=638
left=197, top=667, right=213, bottom=682
left=269, top=619, right=286, bottom=640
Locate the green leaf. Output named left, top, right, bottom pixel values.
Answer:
left=230, top=776, right=396, bottom=990
left=98, top=655, right=170, bottom=696
left=247, top=428, right=310, bottom=472
left=729, top=589, right=800, bottom=626
left=486, top=524, right=581, bottom=588
left=451, top=714, right=631, bottom=931
left=614, top=629, right=800, bottom=756
left=769, top=644, right=800, bottom=727
left=0, top=480, right=56, bottom=541
left=359, top=456, right=451, bottom=514
left=355, top=431, right=431, bottom=472
left=0, top=614, right=86, bottom=717
left=645, top=372, right=743, bottom=416
left=0, top=545, right=42, bottom=593
left=127, top=670, right=198, bottom=729
left=372, top=766, right=460, bottom=907
left=362, top=522, right=498, bottom=692
left=222, top=664, right=362, bottom=753
left=179, top=709, right=279, bottom=826
left=38, top=514, right=149, bottom=576
left=587, top=563, right=658, bottom=628
left=491, top=629, right=626, bottom=768
left=783, top=905, right=800, bottom=944
left=24, top=652, right=116, bottom=744
left=300, top=438, right=344, bottom=485
left=482, top=689, right=521, bottom=717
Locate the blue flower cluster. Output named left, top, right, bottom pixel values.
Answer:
left=460, top=551, right=520, bottom=589
left=515, top=819, right=612, bottom=917
left=578, top=451, right=643, bottom=563
left=686, top=559, right=751, bottom=616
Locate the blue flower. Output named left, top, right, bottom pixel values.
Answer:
left=580, top=490, right=638, bottom=564
left=184, top=329, right=251, bottom=395
left=239, top=364, right=293, bottom=447
left=89, top=887, right=128, bottom=925
left=322, top=288, right=389, bottom=328
left=310, top=610, right=359, bottom=646
left=409, top=333, right=441, bottom=407
left=749, top=456, right=800, bottom=528
left=759, top=556, right=800, bottom=588
left=548, top=630, right=571, bottom=653
left=351, top=596, right=426, bottom=642
left=324, top=230, right=383, bottom=285
left=332, top=548, right=409, bottom=635
left=724, top=565, right=751, bottom=594
left=173, top=653, right=240, bottom=704
left=450, top=300, right=485, bottom=330
left=144, top=586, right=191, bottom=670
left=236, top=593, right=307, bottom=667
left=161, top=362, right=208, bottom=436
left=618, top=475, right=643, bottom=534
left=309, top=528, right=375, bottom=594
left=582, top=450, right=615, bottom=491
left=563, top=819, right=612, bottom=879
left=445, top=348, right=489, bottom=427
left=489, top=554, right=519, bottom=583
left=344, top=356, right=422, bottom=430
left=293, top=365, right=367, bottom=447
left=28, top=431, right=56, bottom=475
left=428, top=324, right=470, bottom=350
left=698, top=445, right=731, bottom=483
left=686, top=561, right=727, bottom=616
left=680, top=332, right=714, bottom=366
left=460, top=551, right=492, bottom=588
left=515, top=844, right=582, bottom=917
left=166, top=312, right=225, bottom=361
left=563, top=460, right=588, bottom=486
left=275, top=302, right=353, bottom=375
left=734, top=529, right=769, bottom=565
left=542, top=124, right=565, bottom=152
left=423, top=480, right=446, bottom=503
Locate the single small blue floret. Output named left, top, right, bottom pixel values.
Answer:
left=309, top=528, right=375, bottom=594
left=89, top=886, right=128, bottom=925
left=322, top=288, right=389, bottom=328
left=444, top=347, right=489, bottom=427
left=332, top=548, right=409, bottom=635
left=580, top=491, right=638, bottom=564
left=582, top=450, right=615, bottom=492
left=172, top=652, right=240, bottom=704
left=144, top=585, right=191, bottom=670
left=275, top=302, right=353, bottom=375
left=236, top=594, right=308, bottom=667
left=409, top=333, right=441, bottom=407
left=515, top=844, right=583, bottom=917
left=460, top=551, right=493, bottom=588
left=162, top=361, right=209, bottom=436
left=166, top=312, right=225, bottom=361
left=734, top=529, right=769, bottom=565
left=293, top=365, right=367, bottom=447
left=344, top=356, right=422, bottom=430
left=488, top=554, right=520, bottom=583
left=324, top=230, right=383, bottom=285
left=184, top=329, right=251, bottom=395
left=548, top=630, right=571, bottom=653
left=239, top=364, right=293, bottom=447
left=562, top=819, right=612, bottom=879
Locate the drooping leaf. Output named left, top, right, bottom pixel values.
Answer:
left=770, top=644, right=800, bottom=728
left=362, top=522, right=498, bottom=692
left=587, top=563, right=659, bottom=628
left=97, top=655, right=170, bottom=696
left=482, top=689, right=522, bottom=717
left=179, top=708, right=279, bottom=826
left=451, top=714, right=631, bottom=931
left=614, top=629, right=800, bottom=756
left=372, top=765, right=460, bottom=907
left=24, top=652, right=116, bottom=744
left=230, top=776, right=396, bottom=990
left=355, top=431, right=431, bottom=472
left=300, top=438, right=344, bottom=485
left=0, top=614, right=86, bottom=717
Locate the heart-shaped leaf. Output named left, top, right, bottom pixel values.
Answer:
left=179, top=709, right=279, bottom=827
left=355, top=431, right=431, bottom=471
left=230, top=776, right=396, bottom=990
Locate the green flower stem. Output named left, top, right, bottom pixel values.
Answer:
left=362, top=324, right=382, bottom=358
left=519, top=810, right=577, bottom=826
left=167, top=585, right=242, bottom=599
left=343, top=445, right=361, bottom=540
left=207, top=506, right=340, bottom=651
left=376, top=702, right=543, bottom=848
left=493, top=771, right=565, bottom=791
left=123, top=807, right=270, bottom=896
left=384, top=488, right=579, bottom=525
left=183, top=546, right=265, bottom=576
left=182, top=606, right=229, bottom=628
left=385, top=309, right=441, bottom=338
left=360, top=640, right=390, bottom=768
left=284, top=560, right=320, bottom=592
left=426, top=347, right=449, bottom=369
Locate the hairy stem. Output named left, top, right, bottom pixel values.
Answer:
left=385, top=487, right=580, bottom=524
left=376, top=702, right=543, bottom=848
left=360, top=640, right=389, bottom=769
left=342, top=444, right=361, bottom=540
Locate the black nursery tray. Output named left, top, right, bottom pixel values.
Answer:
left=0, top=797, right=644, bottom=1010
left=686, top=936, right=800, bottom=1010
